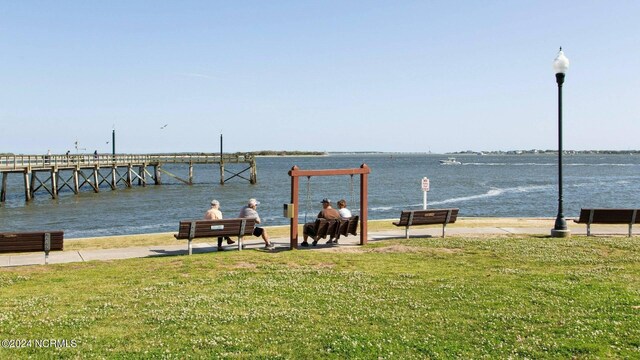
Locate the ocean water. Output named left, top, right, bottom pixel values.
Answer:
left=1, top=153, right=639, bottom=238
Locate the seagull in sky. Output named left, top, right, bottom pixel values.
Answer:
left=160, top=124, right=168, bottom=129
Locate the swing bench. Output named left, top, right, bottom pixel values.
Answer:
left=288, top=164, right=371, bottom=249
left=308, top=216, right=360, bottom=243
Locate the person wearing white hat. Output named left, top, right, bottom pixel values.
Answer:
left=238, top=198, right=275, bottom=250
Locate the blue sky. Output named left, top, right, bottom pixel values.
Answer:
left=1, top=1, right=638, bottom=154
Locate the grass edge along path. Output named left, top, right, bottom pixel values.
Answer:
left=1, top=234, right=639, bottom=359
left=61, top=217, right=565, bottom=251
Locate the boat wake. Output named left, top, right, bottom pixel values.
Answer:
left=429, top=185, right=551, bottom=206
left=368, top=184, right=553, bottom=213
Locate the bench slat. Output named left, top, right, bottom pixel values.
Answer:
left=307, top=216, right=359, bottom=241
left=575, top=208, right=639, bottom=224
left=0, top=231, right=64, bottom=253
left=175, top=218, right=256, bottom=239
left=393, top=209, right=458, bottom=238
left=175, top=218, right=257, bottom=255
left=313, top=219, right=330, bottom=239
left=393, top=209, right=458, bottom=226
left=345, top=216, right=359, bottom=236
left=574, top=208, right=639, bottom=237
left=392, top=211, right=412, bottom=227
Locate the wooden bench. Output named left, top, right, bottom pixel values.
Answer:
left=574, top=208, right=639, bottom=237
left=393, top=209, right=458, bottom=238
left=0, top=231, right=64, bottom=264
left=174, top=218, right=256, bottom=254
left=309, top=216, right=360, bottom=243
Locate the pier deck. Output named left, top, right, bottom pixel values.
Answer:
left=0, top=153, right=256, bottom=204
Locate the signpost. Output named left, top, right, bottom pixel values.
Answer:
left=421, top=177, right=430, bottom=210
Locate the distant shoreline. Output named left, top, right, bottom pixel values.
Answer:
left=251, top=150, right=640, bottom=157
left=256, top=154, right=329, bottom=158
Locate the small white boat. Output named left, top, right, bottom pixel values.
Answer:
left=439, top=157, right=462, bottom=165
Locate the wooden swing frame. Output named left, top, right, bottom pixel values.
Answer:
left=288, top=164, right=370, bottom=249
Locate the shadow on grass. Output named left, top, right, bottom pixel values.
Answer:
left=373, top=235, right=435, bottom=241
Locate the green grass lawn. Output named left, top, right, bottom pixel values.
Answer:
left=1, top=235, right=639, bottom=359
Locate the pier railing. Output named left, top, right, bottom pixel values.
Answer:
left=0, top=153, right=254, bottom=171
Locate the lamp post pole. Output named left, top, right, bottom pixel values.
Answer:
left=551, top=47, right=571, bottom=237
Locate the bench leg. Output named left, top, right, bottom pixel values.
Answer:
left=238, top=236, right=243, bottom=251
left=442, top=224, right=446, bottom=238
left=587, top=224, right=591, bottom=237
left=44, top=233, right=51, bottom=264
left=188, top=239, right=193, bottom=255
left=405, top=227, right=409, bottom=239
left=629, top=224, right=633, bottom=237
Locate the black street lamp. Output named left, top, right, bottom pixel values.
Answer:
left=551, top=47, right=571, bottom=237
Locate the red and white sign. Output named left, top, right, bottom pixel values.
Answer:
left=421, top=177, right=430, bottom=191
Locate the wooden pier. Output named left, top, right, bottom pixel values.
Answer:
left=0, top=153, right=257, bottom=204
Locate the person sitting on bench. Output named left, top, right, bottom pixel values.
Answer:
left=337, top=199, right=352, bottom=220
left=325, top=199, right=352, bottom=244
left=204, top=199, right=235, bottom=251
left=238, top=198, right=275, bottom=250
left=302, top=198, right=340, bottom=247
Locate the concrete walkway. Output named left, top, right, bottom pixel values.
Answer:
left=0, top=222, right=632, bottom=268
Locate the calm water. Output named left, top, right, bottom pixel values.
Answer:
left=1, top=154, right=639, bottom=238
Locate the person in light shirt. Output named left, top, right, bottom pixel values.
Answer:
left=204, top=199, right=234, bottom=251
left=238, top=198, right=275, bottom=250
left=324, top=199, right=352, bottom=244
left=337, top=199, right=352, bottom=220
